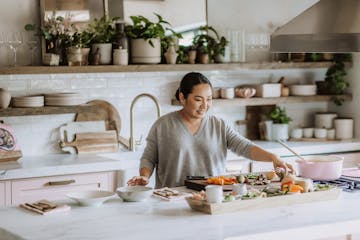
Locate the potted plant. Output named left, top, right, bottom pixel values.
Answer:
left=192, top=25, right=217, bottom=64
left=88, top=16, right=117, bottom=65
left=65, top=30, right=93, bottom=66
left=269, top=106, right=292, bottom=140
left=125, top=13, right=171, bottom=64
left=213, top=36, right=229, bottom=63
left=316, top=54, right=352, bottom=105
left=25, top=14, right=76, bottom=65
left=186, top=45, right=197, bottom=64
left=161, top=31, right=183, bottom=64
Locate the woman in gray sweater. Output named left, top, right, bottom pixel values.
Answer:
left=128, top=72, right=294, bottom=188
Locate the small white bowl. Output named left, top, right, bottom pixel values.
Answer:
left=117, top=186, right=153, bottom=202
left=67, top=190, right=115, bottom=207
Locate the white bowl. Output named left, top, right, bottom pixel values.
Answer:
left=67, top=190, right=115, bottom=207
left=289, top=85, right=317, bottom=96
left=116, top=186, right=153, bottom=202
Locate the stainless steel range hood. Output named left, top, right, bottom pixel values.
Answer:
left=270, top=0, right=360, bottom=53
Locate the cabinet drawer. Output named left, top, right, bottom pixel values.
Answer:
left=11, top=171, right=116, bottom=205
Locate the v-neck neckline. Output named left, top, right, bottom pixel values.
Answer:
left=176, top=111, right=207, bottom=138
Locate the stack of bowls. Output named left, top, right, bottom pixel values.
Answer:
left=12, top=96, right=44, bottom=107
left=44, top=92, right=84, bottom=106
left=289, top=85, right=317, bottom=96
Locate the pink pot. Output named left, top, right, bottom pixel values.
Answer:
left=296, top=155, right=344, bottom=181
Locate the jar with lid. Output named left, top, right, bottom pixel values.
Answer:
left=113, top=21, right=128, bottom=50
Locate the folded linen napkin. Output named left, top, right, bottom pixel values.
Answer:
left=20, top=199, right=71, bottom=215
left=153, top=187, right=192, bottom=201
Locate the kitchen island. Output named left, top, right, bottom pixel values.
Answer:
left=0, top=188, right=360, bottom=240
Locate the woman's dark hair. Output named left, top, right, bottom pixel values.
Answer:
left=175, top=72, right=212, bottom=100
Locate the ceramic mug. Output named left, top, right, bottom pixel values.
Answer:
left=205, top=185, right=223, bottom=203
left=314, top=128, right=327, bottom=139
left=291, top=128, right=303, bottom=139
left=303, top=128, right=314, bottom=138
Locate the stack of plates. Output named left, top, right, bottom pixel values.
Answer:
left=13, top=96, right=44, bottom=107
left=44, top=93, right=84, bottom=106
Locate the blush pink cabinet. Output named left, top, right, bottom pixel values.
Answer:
left=0, top=181, right=11, bottom=207
left=0, top=171, right=117, bottom=207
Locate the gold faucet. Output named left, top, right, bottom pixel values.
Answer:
left=118, top=93, right=161, bottom=151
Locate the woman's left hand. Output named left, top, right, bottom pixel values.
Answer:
left=272, top=157, right=295, bottom=175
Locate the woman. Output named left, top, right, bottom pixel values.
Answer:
left=128, top=72, right=294, bottom=188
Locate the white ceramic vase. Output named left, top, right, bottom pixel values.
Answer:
left=272, top=123, right=289, bottom=141
left=164, top=45, right=178, bottom=64
left=0, top=88, right=11, bottom=109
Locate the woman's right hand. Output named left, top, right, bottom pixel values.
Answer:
left=127, top=176, right=149, bottom=186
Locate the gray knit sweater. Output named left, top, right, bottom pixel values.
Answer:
left=140, top=111, right=254, bottom=188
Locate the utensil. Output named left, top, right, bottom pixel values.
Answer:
left=276, top=139, right=305, bottom=162
left=59, top=130, right=118, bottom=154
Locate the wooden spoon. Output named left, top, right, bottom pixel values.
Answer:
left=277, top=140, right=305, bottom=162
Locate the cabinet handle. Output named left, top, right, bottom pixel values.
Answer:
left=47, top=179, right=75, bottom=186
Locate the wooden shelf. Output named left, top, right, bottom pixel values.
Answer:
left=0, top=105, right=94, bottom=117
left=171, top=94, right=353, bottom=107
left=0, top=62, right=337, bottom=75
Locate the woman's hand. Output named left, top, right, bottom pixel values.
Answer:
left=272, top=157, right=295, bottom=176
left=127, top=176, right=149, bottom=186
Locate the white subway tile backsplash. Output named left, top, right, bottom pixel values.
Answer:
left=0, top=68, right=329, bottom=156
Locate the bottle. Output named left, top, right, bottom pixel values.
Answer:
left=113, top=22, right=128, bottom=50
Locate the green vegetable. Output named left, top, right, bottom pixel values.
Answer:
left=224, top=195, right=235, bottom=202
left=237, top=175, right=245, bottom=183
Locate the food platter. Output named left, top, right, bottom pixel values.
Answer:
left=184, top=172, right=342, bottom=214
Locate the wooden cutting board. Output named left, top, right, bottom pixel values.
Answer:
left=184, top=179, right=234, bottom=192
left=186, top=187, right=341, bottom=215
left=59, top=130, right=118, bottom=154
left=75, top=100, right=121, bottom=136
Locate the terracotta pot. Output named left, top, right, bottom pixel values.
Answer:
left=0, top=88, right=11, bottom=109
left=199, top=53, right=209, bottom=64
left=188, top=50, right=196, bottom=64
left=297, top=155, right=343, bottom=180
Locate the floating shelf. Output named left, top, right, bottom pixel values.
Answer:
left=171, top=94, right=353, bottom=107
left=0, top=105, right=94, bottom=117
left=0, top=62, right=338, bottom=75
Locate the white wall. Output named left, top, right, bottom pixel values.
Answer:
left=123, top=0, right=206, bottom=32
left=207, top=0, right=318, bottom=33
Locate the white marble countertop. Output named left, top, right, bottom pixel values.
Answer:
left=1, top=140, right=360, bottom=181
left=0, top=189, right=360, bottom=240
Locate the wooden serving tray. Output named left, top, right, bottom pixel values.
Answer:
left=185, top=187, right=341, bottom=215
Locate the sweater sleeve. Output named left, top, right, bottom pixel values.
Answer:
left=225, top=122, right=254, bottom=159
left=140, top=125, right=158, bottom=170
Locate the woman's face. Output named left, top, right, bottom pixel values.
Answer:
left=180, top=83, right=212, bottom=119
